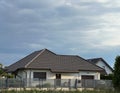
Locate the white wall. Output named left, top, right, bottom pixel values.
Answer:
left=25, top=70, right=79, bottom=79
left=15, top=70, right=100, bottom=87
left=17, top=69, right=100, bottom=80
left=16, top=69, right=100, bottom=87
left=96, top=61, right=113, bottom=74
left=61, top=73, right=79, bottom=79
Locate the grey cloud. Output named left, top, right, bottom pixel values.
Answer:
left=0, top=0, right=113, bottom=34
left=0, top=0, right=120, bottom=67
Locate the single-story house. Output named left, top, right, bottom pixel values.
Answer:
left=7, top=49, right=105, bottom=87
left=87, top=58, right=113, bottom=75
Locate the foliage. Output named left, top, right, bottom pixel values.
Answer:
left=0, top=63, right=4, bottom=77
left=113, top=56, right=120, bottom=91
left=0, top=63, right=14, bottom=78
left=100, top=74, right=113, bottom=80
left=36, top=83, right=51, bottom=89
left=0, top=90, right=119, bottom=93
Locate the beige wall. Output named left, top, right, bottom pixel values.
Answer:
left=17, top=69, right=100, bottom=80
left=61, top=73, right=79, bottom=79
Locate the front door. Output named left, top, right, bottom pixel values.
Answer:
left=56, top=74, right=61, bottom=86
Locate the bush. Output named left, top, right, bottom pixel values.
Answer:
left=100, top=74, right=113, bottom=80
left=0, top=90, right=119, bottom=93
left=36, top=83, right=51, bottom=88
left=43, top=83, right=51, bottom=88
left=113, top=56, right=120, bottom=91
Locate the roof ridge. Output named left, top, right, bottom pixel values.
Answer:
left=45, top=48, right=57, bottom=55
left=58, top=54, right=78, bottom=57
left=25, top=49, right=46, bottom=68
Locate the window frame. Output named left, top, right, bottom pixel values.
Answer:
left=81, top=75, right=94, bottom=80
left=33, top=72, right=47, bottom=80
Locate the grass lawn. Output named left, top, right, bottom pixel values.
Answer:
left=0, top=90, right=119, bottom=93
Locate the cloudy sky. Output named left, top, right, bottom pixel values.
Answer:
left=0, top=0, right=120, bottom=67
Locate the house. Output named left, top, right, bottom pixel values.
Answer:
left=7, top=49, right=105, bottom=87
left=87, top=58, right=113, bottom=75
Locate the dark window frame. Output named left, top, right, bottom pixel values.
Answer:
left=33, top=72, right=46, bottom=80
left=81, top=75, right=94, bottom=79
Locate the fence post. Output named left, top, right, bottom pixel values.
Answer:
left=74, top=79, right=77, bottom=89
left=5, top=78, right=8, bottom=89
left=39, top=78, right=41, bottom=89
left=23, top=78, right=27, bottom=89
left=93, top=80, right=96, bottom=89
left=54, top=79, right=56, bottom=89
left=68, top=79, right=71, bottom=90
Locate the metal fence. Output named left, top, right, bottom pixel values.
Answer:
left=0, top=78, right=113, bottom=90
left=0, top=78, right=24, bottom=89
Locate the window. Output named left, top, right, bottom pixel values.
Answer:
left=33, top=72, right=46, bottom=79
left=81, top=75, right=94, bottom=79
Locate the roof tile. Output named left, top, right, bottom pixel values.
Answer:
left=7, top=49, right=104, bottom=73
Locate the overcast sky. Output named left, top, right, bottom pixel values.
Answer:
left=0, top=0, right=120, bottom=67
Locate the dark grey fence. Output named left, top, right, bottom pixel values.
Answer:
left=0, top=78, right=24, bottom=89
left=81, top=79, right=113, bottom=89
left=0, top=78, right=113, bottom=90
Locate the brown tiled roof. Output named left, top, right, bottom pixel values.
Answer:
left=7, top=49, right=104, bottom=73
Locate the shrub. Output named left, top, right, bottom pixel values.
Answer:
left=100, top=74, right=113, bottom=80
left=113, top=56, right=120, bottom=91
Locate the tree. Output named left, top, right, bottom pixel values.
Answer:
left=0, top=63, right=2, bottom=68
left=0, top=63, right=14, bottom=78
left=0, top=63, right=4, bottom=78
left=100, top=74, right=113, bottom=80
left=113, top=56, right=120, bottom=91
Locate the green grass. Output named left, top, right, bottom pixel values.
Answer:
left=0, top=90, right=119, bottom=93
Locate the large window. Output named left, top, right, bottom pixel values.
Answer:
left=81, top=75, right=94, bottom=79
left=33, top=72, right=46, bottom=79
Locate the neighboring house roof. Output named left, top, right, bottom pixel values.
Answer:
left=87, top=58, right=113, bottom=72
left=7, top=49, right=104, bottom=73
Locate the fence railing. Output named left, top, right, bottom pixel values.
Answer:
left=0, top=78, right=113, bottom=90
